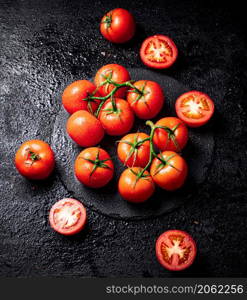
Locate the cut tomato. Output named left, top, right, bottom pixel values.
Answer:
left=175, top=91, right=214, bottom=127
left=156, top=230, right=197, bottom=271
left=49, top=198, right=87, bottom=235
left=140, top=35, right=178, bottom=69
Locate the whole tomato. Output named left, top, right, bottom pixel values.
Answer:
left=118, top=167, right=155, bottom=203
left=98, top=98, right=134, bottom=136
left=74, top=147, right=114, bottom=188
left=66, top=110, right=104, bottom=147
left=127, top=80, right=164, bottom=119
left=117, top=132, right=150, bottom=167
left=153, top=117, right=188, bottom=152
left=100, top=8, right=136, bottom=43
left=15, top=140, right=55, bottom=180
left=62, top=80, right=101, bottom=114
left=94, top=64, right=130, bottom=98
left=150, top=151, right=188, bottom=191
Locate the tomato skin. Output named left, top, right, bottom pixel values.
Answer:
left=49, top=198, right=87, bottom=236
left=66, top=110, right=104, bottom=147
left=100, top=8, right=136, bottom=43
left=127, top=80, right=165, bottom=119
left=153, top=117, right=188, bottom=152
left=74, top=147, right=114, bottom=188
left=140, top=35, right=178, bottom=69
left=175, top=91, right=215, bottom=127
left=150, top=151, right=188, bottom=191
left=98, top=98, right=134, bottom=136
left=62, top=80, right=101, bottom=115
left=15, top=140, right=55, bottom=180
left=117, top=132, right=150, bottom=167
left=156, top=230, right=197, bottom=271
left=94, top=64, right=130, bottom=98
left=118, top=167, right=155, bottom=203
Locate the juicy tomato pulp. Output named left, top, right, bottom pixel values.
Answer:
left=156, top=230, right=197, bottom=271
left=100, top=8, right=136, bottom=43
left=175, top=91, right=215, bottom=127
left=140, top=35, right=178, bottom=69
left=49, top=198, right=87, bottom=235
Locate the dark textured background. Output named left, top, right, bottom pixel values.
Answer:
left=0, top=0, right=247, bottom=277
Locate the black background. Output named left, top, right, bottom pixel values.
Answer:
left=0, top=0, right=247, bottom=277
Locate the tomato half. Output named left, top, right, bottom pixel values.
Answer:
left=117, top=132, right=150, bottom=167
left=15, top=140, right=55, bottom=180
left=153, top=117, right=188, bottom=152
left=49, top=198, right=87, bottom=235
left=175, top=91, right=215, bottom=127
left=118, top=167, right=155, bottom=203
left=94, top=64, right=130, bottom=98
left=98, top=98, right=134, bottom=136
left=140, top=35, right=178, bottom=69
left=100, top=8, right=136, bottom=43
left=66, top=110, right=104, bottom=147
left=127, top=80, right=165, bottom=119
left=156, top=230, right=197, bottom=271
left=150, top=151, right=188, bottom=191
left=62, top=80, right=101, bottom=115
left=74, top=147, right=114, bottom=188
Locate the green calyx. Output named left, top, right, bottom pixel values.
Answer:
left=83, top=150, right=112, bottom=177
left=102, top=15, right=112, bottom=29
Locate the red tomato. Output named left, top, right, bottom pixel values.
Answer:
left=117, top=132, right=150, bottom=167
left=94, top=64, right=130, bottom=98
left=98, top=98, right=134, bottom=136
left=127, top=80, right=165, bottom=119
left=118, top=167, right=155, bottom=203
left=156, top=230, right=197, bottom=271
left=140, top=35, right=178, bottom=69
left=153, top=117, right=188, bottom=152
left=49, top=198, right=87, bottom=235
left=15, top=140, right=55, bottom=180
left=74, top=147, right=114, bottom=188
left=150, top=151, right=188, bottom=191
left=62, top=80, right=101, bottom=115
left=66, top=110, right=104, bottom=147
left=100, top=8, right=136, bottom=43
left=175, top=91, right=215, bottom=127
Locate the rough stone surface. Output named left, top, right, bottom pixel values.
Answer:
left=0, top=0, right=247, bottom=277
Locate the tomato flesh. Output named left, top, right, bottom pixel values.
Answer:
left=49, top=198, right=87, bottom=235
left=175, top=91, right=214, bottom=127
left=156, top=230, right=197, bottom=271
left=140, top=35, right=178, bottom=69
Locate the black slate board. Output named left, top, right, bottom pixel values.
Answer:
left=51, top=68, right=214, bottom=219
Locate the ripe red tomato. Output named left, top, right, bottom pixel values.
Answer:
left=156, top=230, right=197, bottom=271
left=49, top=198, right=87, bottom=235
left=175, top=91, right=215, bottom=127
left=62, top=80, right=101, bottom=115
left=127, top=80, right=165, bottom=119
left=150, top=151, right=188, bottom=191
left=15, top=140, right=55, bottom=180
left=66, top=110, right=104, bottom=147
left=118, top=167, right=155, bottom=203
left=94, top=64, right=130, bottom=98
left=153, top=117, right=188, bottom=152
left=117, top=132, right=150, bottom=167
left=74, top=147, right=114, bottom=188
left=100, top=8, right=136, bottom=43
left=98, top=98, right=134, bottom=136
left=140, top=35, right=178, bottom=69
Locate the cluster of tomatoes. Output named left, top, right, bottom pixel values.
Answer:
left=13, top=8, right=215, bottom=271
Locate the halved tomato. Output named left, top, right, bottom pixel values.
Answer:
left=49, top=198, right=87, bottom=235
left=156, top=230, right=197, bottom=271
left=175, top=91, right=214, bottom=127
left=140, top=35, right=178, bottom=69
